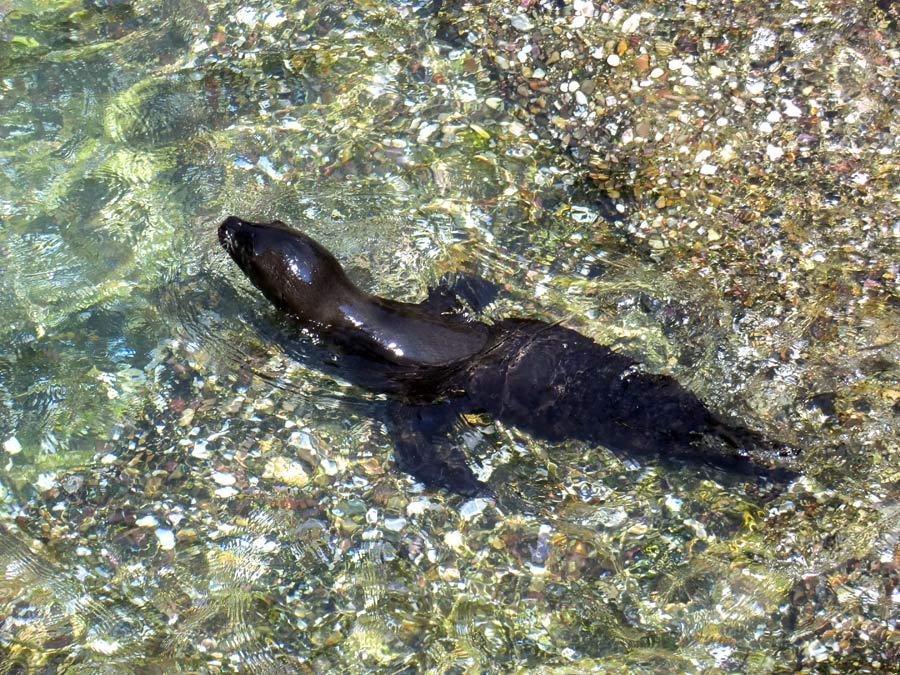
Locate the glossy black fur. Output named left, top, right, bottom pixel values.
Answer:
left=219, top=217, right=797, bottom=496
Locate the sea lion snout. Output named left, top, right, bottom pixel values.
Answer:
left=218, top=215, right=247, bottom=255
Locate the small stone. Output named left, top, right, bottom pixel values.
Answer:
left=460, top=498, right=489, bottom=521
left=766, top=144, right=784, bottom=161
left=707, top=228, right=722, bottom=241
left=746, top=80, right=765, bottom=96
left=384, top=517, right=407, bottom=532
left=573, top=0, right=594, bottom=16
left=607, top=54, right=621, bottom=67
left=621, top=12, right=641, bottom=33
left=2, top=437, right=21, bottom=455
left=634, top=54, right=650, bottom=71
left=510, top=14, right=534, bottom=31
left=263, top=456, right=310, bottom=487
left=212, top=471, right=236, bottom=486
left=155, top=528, right=176, bottom=550
left=783, top=101, right=802, bottom=117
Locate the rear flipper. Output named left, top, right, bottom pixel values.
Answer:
left=701, top=414, right=801, bottom=485
left=420, top=273, right=498, bottom=317
left=387, top=400, right=491, bottom=497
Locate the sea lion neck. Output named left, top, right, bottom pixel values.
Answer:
left=219, top=217, right=489, bottom=367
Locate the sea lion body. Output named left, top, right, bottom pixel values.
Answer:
left=219, top=216, right=795, bottom=495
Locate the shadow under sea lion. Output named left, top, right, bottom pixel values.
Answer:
left=218, top=216, right=798, bottom=496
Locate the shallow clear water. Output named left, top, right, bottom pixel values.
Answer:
left=1, top=0, right=899, bottom=673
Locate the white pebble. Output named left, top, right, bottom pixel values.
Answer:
left=575, top=90, right=589, bottom=105
left=668, top=58, right=683, bottom=70
left=384, top=517, right=407, bottom=532
left=620, top=12, right=641, bottom=32
left=607, top=54, right=621, bottom=67
left=699, top=163, right=718, bottom=175
left=783, top=101, right=802, bottom=117
left=766, top=144, right=784, bottom=161
left=460, top=498, right=489, bottom=521
left=573, top=0, right=594, bottom=16
left=212, top=471, right=236, bottom=486
left=235, top=7, right=256, bottom=25
left=665, top=495, right=683, bottom=512
left=136, top=515, right=159, bottom=528
left=746, top=80, right=765, bottom=96
left=2, top=437, right=21, bottom=455
left=509, top=14, right=534, bottom=31
left=766, top=110, right=782, bottom=124
left=155, top=528, right=176, bottom=550
left=650, top=67, right=664, bottom=78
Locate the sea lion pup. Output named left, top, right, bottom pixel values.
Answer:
left=218, top=216, right=797, bottom=496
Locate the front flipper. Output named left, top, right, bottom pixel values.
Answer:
left=387, top=400, right=490, bottom=497
left=420, top=273, right=498, bottom=317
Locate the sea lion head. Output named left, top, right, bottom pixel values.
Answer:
left=218, top=216, right=353, bottom=325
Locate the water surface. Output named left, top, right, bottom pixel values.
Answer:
left=1, top=0, right=899, bottom=673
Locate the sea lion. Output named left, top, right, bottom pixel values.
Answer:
left=218, top=216, right=797, bottom=495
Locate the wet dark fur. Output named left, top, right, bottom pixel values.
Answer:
left=219, top=217, right=798, bottom=496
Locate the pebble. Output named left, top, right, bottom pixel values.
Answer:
left=510, top=14, right=534, bottom=31
left=766, top=144, right=784, bottom=161
left=460, top=498, right=489, bottom=521
left=784, top=101, right=802, bottom=117
left=2, top=437, right=21, bottom=455
left=155, top=528, right=176, bottom=550
left=620, top=12, right=641, bottom=33
left=746, top=80, right=765, bottom=95
left=212, top=471, right=237, bottom=486
left=607, top=54, right=620, bottom=67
